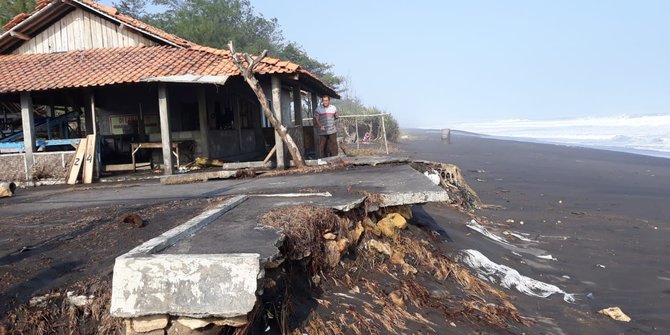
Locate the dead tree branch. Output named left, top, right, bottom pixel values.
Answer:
left=227, top=41, right=306, bottom=168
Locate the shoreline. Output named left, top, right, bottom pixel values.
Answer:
left=399, top=129, right=670, bottom=333
left=408, top=128, right=670, bottom=160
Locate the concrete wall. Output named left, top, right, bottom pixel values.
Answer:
left=0, top=154, right=26, bottom=181
left=0, top=151, right=74, bottom=182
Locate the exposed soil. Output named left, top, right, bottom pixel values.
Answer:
left=255, top=205, right=530, bottom=335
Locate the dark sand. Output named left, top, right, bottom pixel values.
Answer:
left=401, top=129, right=670, bottom=334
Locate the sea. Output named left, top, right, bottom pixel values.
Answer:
left=450, top=114, right=670, bottom=159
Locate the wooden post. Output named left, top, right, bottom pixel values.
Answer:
left=197, top=87, right=210, bottom=158
left=21, top=92, right=36, bottom=180
left=293, top=85, right=302, bottom=126
left=89, top=92, right=97, bottom=135
left=234, top=96, right=243, bottom=153
left=271, top=76, right=285, bottom=169
left=311, top=92, right=319, bottom=157
left=381, top=113, right=389, bottom=155
left=158, top=85, right=174, bottom=175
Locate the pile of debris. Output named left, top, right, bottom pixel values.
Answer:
left=253, top=204, right=529, bottom=334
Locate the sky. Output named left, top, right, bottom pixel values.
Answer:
left=103, top=1, right=670, bottom=128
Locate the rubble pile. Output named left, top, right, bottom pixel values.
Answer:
left=254, top=203, right=529, bottom=334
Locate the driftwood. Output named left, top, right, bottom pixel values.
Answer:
left=227, top=42, right=306, bottom=168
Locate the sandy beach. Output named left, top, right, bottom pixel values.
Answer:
left=401, top=129, right=670, bottom=333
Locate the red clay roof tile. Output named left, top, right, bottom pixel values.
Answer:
left=1, top=1, right=339, bottom=97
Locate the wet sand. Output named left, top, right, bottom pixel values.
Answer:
left=401, top=130, right=670, bottom=334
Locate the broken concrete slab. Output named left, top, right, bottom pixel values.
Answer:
left=165, top=195, right=366, bottom=263
left=110, top=164, right=450, bottom=322
left=111, top=253, right=260, bottom=318
left=111, top=195, right=254, bottom=318
left=160, top=170, right=238, bottom=185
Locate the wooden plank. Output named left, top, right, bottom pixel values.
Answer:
left=83, top=134, right=97, bottom=184
left=83, top=10, right=93, bottom=49
left=61, top=13, right=70, bottom=51
left=66, top=138, right=88, bottom=184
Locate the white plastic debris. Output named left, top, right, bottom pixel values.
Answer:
left=423, top=170, right=441, bottom=185
left=537, top=254, right=557, bottom=261
left=458, top=249, right=575, bottom=303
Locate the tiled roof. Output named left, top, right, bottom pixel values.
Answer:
left=0, top=46, right=333, bottom=94
left=78, top=0, right=194, bottom=47
left=0, top=0, right=338, bottom=96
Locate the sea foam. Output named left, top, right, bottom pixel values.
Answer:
left=454, top=114, right=670, bottom=158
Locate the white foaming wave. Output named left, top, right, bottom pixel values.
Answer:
left=454, top=114, right=670, bottom=156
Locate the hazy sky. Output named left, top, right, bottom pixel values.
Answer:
left=104, top=1, right=670, bottom=127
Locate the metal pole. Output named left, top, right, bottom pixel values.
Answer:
left=381, top=114, right=389, bottom=155
left=355, top=116, right=359, bottom=150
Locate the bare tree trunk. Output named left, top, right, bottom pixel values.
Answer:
left=228, top=42, right=306, bottom=168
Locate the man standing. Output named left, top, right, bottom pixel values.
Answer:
left=314, top=95, right=338, bottom=157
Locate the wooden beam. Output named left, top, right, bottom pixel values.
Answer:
left=262, top=145, right=277, bottom=165
left=9, top=31, right=30, bottom=41
left=311, top=91, right=319, bottom=157
left=158, top=84, right=174, bottom=175
left=20, top=92, right=35, bottom=180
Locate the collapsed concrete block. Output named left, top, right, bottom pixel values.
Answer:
left=111, top=254, right=260, bottom=318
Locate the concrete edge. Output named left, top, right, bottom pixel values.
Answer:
left=381, top=190, right=450, bottom=207
left=121, top=194, right=248, bottom=257
left=160, top=170, right=239, bottom=185
left=331, top=196, right=367, bottom=212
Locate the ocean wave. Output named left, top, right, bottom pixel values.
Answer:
left=453, top=114, right=670, bottom=158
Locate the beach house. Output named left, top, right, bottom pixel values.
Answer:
left=0, top=0, right=338, bottom=182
